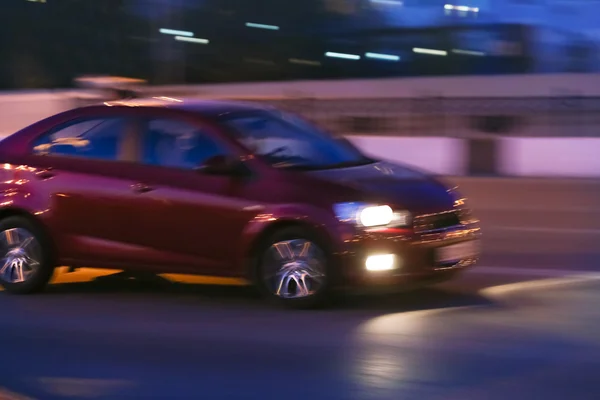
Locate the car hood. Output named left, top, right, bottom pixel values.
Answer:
left=306, top=161, right=456, bottom=214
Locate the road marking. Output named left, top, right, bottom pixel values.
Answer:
left=51, top=267, right=249, bottom=286
left=481, top=273, right=600, bottom=299
left=471, top=266, right=600, bottom=278
left=360, top=272, right=600, bottom=337
left=491, top=226, right=600, bottom=234
left=160, top=273, right=248, bottom=286
left=0, top=268, right=249, bottom=292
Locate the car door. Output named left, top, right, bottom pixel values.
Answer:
left=24, top=115, right=147, bottom=268
left=121, top=115, right=261, bottom=276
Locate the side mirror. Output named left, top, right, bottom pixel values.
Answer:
left=196, top=155, right=248, bottom=177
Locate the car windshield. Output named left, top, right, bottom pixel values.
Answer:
left=219, top=110, right=374, bottom=170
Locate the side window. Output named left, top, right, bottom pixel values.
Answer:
left=32, top=118, right=127, bottom=161
left=142, top=118, right=227, bottom=169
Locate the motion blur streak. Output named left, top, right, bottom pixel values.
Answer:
left=36, top=378, right=135, bottom=398
left=353, top=273, right=600, bottom=340
left=0, top=387, right=34, bottom=400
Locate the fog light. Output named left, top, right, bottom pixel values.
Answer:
left=365, top=254, right=398, bottom=271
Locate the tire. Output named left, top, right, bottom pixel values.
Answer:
left=253, top=226, right=334, bottom=309
left=0, top=216, right=56, bottom=294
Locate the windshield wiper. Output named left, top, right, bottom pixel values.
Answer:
left=281, top=159, right=375, bottom=172
left=305, top=158, right=376, bottom=171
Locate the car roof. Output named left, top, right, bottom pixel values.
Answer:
left=103, top=97, right=276, bottom=117
left=0, top=98, right=280, bottom=158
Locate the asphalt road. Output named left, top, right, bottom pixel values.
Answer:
left=1, top=263, right=599, bottom=400
left=0, top=177, right=599, bottom=400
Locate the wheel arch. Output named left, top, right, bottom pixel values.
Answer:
left=0, top=207, right=58, bottom=262
left=243, top=218, right=338, bottom=283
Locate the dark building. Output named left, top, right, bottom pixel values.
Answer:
left=1, top=0, right=146, bottom=89
left=3, top=0, right=589, bottom=89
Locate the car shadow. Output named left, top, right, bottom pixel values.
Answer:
left=43, top=270, right=497, bottom=314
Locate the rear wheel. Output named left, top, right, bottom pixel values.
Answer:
left=0, top=216, right=55, bottom=294
left=254, top=227, right=333, bottom=309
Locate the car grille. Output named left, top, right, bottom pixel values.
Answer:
left=413, top=210, right=462, bottom=233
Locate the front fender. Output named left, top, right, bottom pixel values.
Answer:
left=236, top=203, right=354, bottom=276
left=0, top=164, right=52, bottom=218
left=0, top=187, right=48, bottom=216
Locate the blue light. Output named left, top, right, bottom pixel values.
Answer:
left=245, top=22, right=280, bottom=30
left=333, top=202, right=364, bottom=223
left=325, top=52, right=361, bottom=60
left=365, top=52, right=400, bottom=61
left=159, top=28, right=193, bottom=37
left=175, top=36, right=209, bottom=44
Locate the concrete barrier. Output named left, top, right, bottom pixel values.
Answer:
left=347, top=136, right=468, bottom=176
left=153, top=73, right=600, bottom=99
left=0, top=91, right=76, bottom=134
left=349, top=136, right=600, bottom=178
left=445, top=177, right=600, bottom=260
left=498, top=138, right=600, bottom=178
left=0, top=87, right=598, bottom=178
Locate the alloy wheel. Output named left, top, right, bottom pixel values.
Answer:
left=261, top=238, right=327, bottom=299
left=0, top=227, right=42, bottom=284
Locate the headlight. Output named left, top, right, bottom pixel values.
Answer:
left=359, top=205, right=393, bottom=227
left=333, top=202, right=410, bottom=228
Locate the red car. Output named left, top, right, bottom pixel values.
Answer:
left=0, top=98, right=480, bottom=308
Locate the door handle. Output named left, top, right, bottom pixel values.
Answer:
left=131, top=183, right=154, bottom=193
left=36, top=167, right=55, bottom=180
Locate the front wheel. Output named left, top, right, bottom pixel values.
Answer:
left=0, top=216, right=55, bottom=294
left=255, top=227, right=333, bottom=309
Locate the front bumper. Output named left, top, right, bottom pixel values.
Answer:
left=336, top=221, right=481, bottom=289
